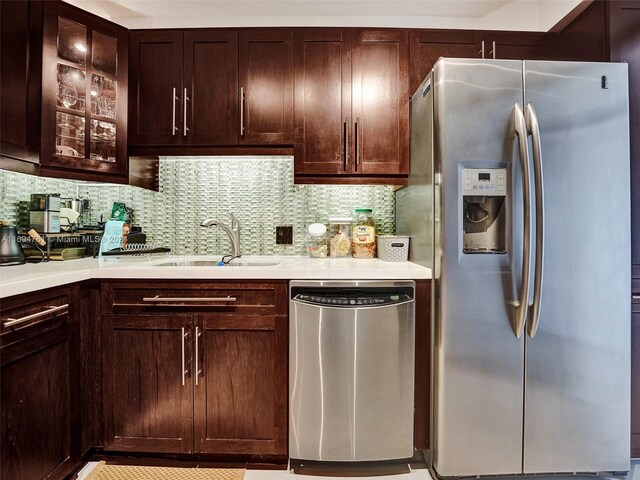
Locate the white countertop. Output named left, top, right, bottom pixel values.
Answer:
left=0, top=255, right=431, bottom=299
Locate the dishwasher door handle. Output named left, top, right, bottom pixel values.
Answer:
left=291, top=299, right=415, bottom=309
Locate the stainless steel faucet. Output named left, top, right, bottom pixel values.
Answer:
left=200, top=214, right=241, bottom=257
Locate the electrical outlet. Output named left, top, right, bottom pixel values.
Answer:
left=276, top=226, right=293, bottom=245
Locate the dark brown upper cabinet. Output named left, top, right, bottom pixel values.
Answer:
left=129, top=30, right=183, bottom=146
left=129, top=28, right=293, bottom=148
left=409, top=30, right=484, bottom=95
left=40, top=1, right=128, bottom=181
left=239, top=30, right=294, bottom=145
left=0, top=0, right=43, bottom=171
left=294, top=29, right=409, bottom=181
left=409, top=30, right=554, bottom=94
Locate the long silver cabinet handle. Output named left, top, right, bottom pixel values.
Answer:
left=183, top=88, right=190, bottom=136
left=526, top=103, right=545, bottom=338
left=633, top=295, right=640, bottom=300
left=172, top=87, right=178, bottom=135
left=478, top=40, right=485, bottom=58
left=4, top=304, right=69, bottom=327
left=513, top=103, right=532, bottom=339
left=142, top=297, right=237, bottom=302
left=344, top=117, right=349, bottom=172
left=491, top=40, right=496, bottom=59
left=180, top=327, right=187, bottom=387
left=195, top=326, right=202, bottom=386
left=240, top=86, right=245, bottom=136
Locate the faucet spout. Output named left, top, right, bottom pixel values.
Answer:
left=200, top=214, right=241, bottom=257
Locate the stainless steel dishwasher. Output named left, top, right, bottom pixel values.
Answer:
left=289, top=280, right=415, bottom=462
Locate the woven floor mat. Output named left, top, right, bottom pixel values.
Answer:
left=84, top=461, right=245, bottom=480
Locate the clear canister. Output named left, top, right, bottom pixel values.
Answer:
left=306, top=223, right=328, bottom=258
left=328, top=217, right=352, bottom=257
left=351, top=208, right=376, bottom=258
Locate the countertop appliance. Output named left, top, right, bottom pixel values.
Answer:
left=289, top=280, right=415, bottom=463
left=0, top=220, right=26, bottom=266
left=396, top=59, right=630, bottom=477
left=30, top=193, right=61, bottom=233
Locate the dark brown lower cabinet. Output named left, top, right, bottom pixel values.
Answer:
left=0, top=288, right=79, bottom=480
left=101, top=281, right=288, bottom=456
left=102, top=315, right=194, bottom=453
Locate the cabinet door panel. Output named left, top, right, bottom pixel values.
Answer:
left=488, top=31, right=551, bottom=61
left=0, top=0, right=42, bottom=164
left=195, top=315, right=287, bottom=454
left=129, top=30, right=183, bottom=145
left=184, top=30, right=238, bottom=145
left=102, top=315, right=193, bottom=453
left=1, top=325, right=73, bottom=480
left=239, top=29, right=294, bottom=145
left=352, top=30, right=409, bottom=175
left=294, top=29, right=351, bottom=175
left=409, top=30, right=483, bottom=94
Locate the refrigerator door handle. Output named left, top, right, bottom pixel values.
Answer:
left=526, top=103, right=545, bottom=338
left=513, top=103, right=532, bottom=339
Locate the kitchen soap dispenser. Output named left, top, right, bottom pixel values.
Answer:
left=0, top=220, right=26, bottom=266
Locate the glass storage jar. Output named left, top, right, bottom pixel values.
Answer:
left=329, top=217, right=352, bottom=258
left=306, top=223, right=328, bottom=258
left=352, top=208, right=376, bottom=258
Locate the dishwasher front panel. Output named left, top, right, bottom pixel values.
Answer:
left=289, top=280, right=415, bottom=462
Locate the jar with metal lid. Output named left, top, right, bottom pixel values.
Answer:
left=328, top=217, right=352, bottom=257
left=306, top=223, right=328, bottom=258
left=351, top=208, right=376, bottom=258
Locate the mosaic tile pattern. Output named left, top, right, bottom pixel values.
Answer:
left=0, top=156, right=396, bottom=256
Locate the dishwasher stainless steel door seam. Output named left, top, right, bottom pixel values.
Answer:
left=289, top=280, right=416, bottom=462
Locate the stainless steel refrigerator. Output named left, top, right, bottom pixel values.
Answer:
left=396, top=58, right=631, bottom=477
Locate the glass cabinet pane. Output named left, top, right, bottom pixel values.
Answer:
left=91, top=74, right=116, bottom=119
left=92, top=31, right=117, bottom=76
left=57, top=17, right=86, bottom=66
left=57, top=64, right=86, bottom=112
left=56, top=112, right=85, bottom=158
left=90, top=119, right=116, bottom=162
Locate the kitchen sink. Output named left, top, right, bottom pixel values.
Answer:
left=153, top=260, right=279, bottom=267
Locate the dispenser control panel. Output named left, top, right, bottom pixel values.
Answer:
left=463, top=168, right=507, bottom=196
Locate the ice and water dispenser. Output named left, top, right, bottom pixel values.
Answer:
left=462, top=168, right=507, bottom=254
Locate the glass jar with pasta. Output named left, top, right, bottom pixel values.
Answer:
left=351, top=208, right=376, bottom=258
left=329, top=217, right=352, bottom=258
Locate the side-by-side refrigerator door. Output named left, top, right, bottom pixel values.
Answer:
left=432, top=58, right=527, bottom=477
left=523, top=61, right=630, bottom=474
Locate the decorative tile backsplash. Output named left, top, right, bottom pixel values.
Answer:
left=0, top=156, right=396, bottom=256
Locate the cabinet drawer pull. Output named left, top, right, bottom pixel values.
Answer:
left=142, top=296, right=237, bottom=303
left=633, top=295, right=640, bottom=300
left=4, top=304, right=69, bottom=327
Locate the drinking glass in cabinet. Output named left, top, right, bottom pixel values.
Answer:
left=56, top=112, right=85, bottom=157
left=90, top=119, right=116, bottom=162
left=57, top=64, right=85, bottom=112
left=91, top=74, right=116, bottom=119
left=57, top=16, right=87, bottom=66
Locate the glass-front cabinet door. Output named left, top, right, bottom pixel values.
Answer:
left=41, top=2, right=127, bottom=180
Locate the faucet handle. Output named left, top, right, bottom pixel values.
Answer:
left=230, top=213, right=240, bottom=230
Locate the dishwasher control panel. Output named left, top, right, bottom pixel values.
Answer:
left=292, top=287, right=413, bottom=307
